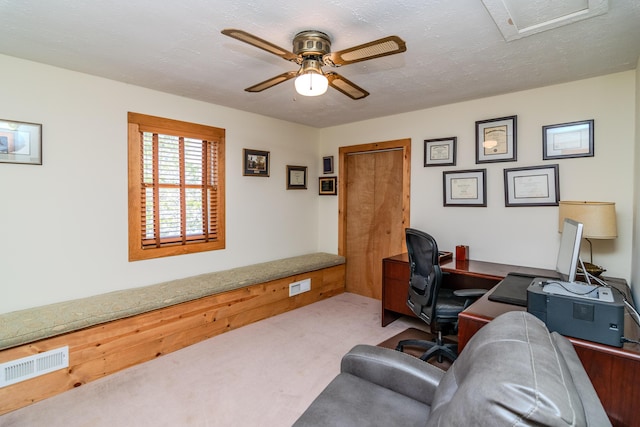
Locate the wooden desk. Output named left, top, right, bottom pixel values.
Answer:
left=459, top=281, right=640, bottom=427
left=382, top=253, right=640, bottom=426
left=381, top=253, right=555, bottom=326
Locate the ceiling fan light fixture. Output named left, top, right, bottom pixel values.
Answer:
left=295, top=59, right=328, bottom=97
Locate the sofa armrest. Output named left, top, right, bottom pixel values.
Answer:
left=340, top=344, right=445, bottom=405
left=551, top=333, right=612, bottom=426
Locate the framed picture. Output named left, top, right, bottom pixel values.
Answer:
left=322, top=156, right=334, bottom=174
left=443, top=169, right=487, bottom=207
left=475, top=115, right=517, bottom=163
left=243, top=148, right=270, bottom=177
left=543, top=119, right=594, bottom=160
left=424, top=137, right=456, bottom=167
left=319, top=176, right=337, bottom=195
left=286, top=165, right=307, bottom=190
left=504, top=164, right=559, bottom=207
left=0, top=119, right=42, bottom=165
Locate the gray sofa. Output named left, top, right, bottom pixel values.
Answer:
left=293, top=311, right=610, bottom=426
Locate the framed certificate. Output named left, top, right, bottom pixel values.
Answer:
left=424, top=137, right=456, bottom=167
left=475, top=115, right=517, bottom=163
left=443, top=169, right=487, bottom=207
left=286, top=165, right=307, bottom=190
left=504, top=164, right=559, bottom=207
left=543, top=120, right=594, bottom=159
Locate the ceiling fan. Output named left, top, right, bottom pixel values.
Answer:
left=221, top=28, right=407, bottom=99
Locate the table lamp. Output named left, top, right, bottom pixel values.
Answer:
left=558, top=201, right=617, bottom=276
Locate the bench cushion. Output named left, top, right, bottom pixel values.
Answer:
left=0, top=252, right=344, bottom=350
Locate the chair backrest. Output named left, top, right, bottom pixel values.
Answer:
left=426, top=311, right=610, bottom=426
left=405, top=228, right=442, bottom=325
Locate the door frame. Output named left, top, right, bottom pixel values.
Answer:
left=338, top=138, right=411, bottom=256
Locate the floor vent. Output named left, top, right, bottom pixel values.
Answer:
left=0, top=346, right=69, bottom=387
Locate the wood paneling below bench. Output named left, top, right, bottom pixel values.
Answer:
left=0, top=263, right=345, bottom=415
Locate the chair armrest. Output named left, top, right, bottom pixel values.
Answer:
left=453, top=288, right=487, bottom=298
left=340, top=344, right=445, bottom=405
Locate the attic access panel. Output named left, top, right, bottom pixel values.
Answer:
left=482, top=0, right=609, bottom=41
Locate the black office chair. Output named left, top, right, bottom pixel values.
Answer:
left=396, top=228, right=486, bottom=363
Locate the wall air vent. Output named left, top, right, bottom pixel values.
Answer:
left=0, top=346, right=69, bottom=387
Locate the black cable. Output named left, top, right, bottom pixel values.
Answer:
left=622, top=337, right=640, bottom=345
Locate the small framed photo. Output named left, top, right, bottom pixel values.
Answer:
left=443, top=169, right=487, bottom=207
left=424, top=137, right=456, bottom=167
left=319, top=176, right=337, bottom=195
left=322, top=156, right=334, bottom=174
left=0, top=119, right=42, bottom=165
left=476, top=115, right=517, bottom=163
left=243, top=148, right=270, bottom=177
left=504, top=164, right=559, bottom=207
left=286, top=165, right=307, bottom=190
left=543, top=119, right=594, bottom=160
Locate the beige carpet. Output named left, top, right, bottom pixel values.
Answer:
left=0, top=293, right=426, bottom=427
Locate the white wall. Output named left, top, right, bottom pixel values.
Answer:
left=0, top=55, right=321, bottom=314
left=318, top=72, right=636, bottom=287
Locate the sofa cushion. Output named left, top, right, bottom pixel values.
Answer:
left=0, top=252, right=345, bottom=350
left=427, top=311, right=587, bottom=426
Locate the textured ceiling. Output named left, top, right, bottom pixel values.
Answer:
left=0, top=0, right=638, bottom=128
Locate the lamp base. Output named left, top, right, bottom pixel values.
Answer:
left=579, top=262, right=606, bottom=278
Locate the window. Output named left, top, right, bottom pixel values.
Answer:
left=128, top=112, right=225, bottom=261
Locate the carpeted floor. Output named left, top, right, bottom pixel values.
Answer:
left=0, top=293, right=428, bottom=427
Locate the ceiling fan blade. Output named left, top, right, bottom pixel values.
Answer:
left=221, top=28, right=298, bottom=62
left=327, top=35, right=406, bottom=66
left=245, top=71, right=297, bottom=92
left=326, top=73, right=369, bottom=100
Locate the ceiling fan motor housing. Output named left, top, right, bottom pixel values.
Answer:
left=293, top=31, right=331, bottom=58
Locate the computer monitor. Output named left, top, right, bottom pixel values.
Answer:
left=556, top=218, right=584, bottom=283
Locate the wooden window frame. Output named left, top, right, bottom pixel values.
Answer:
left=128, top=112, right=225, bottom=261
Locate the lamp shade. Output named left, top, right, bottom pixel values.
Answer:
left=558, top=201, right=617, bottom=239
left=294, top=58, right=328, bottom=97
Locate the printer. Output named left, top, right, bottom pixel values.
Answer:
left=527, top=278, right=625, bottom=347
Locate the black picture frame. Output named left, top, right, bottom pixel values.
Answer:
left=319, top=176, right=337, bottom=195
left=503, top=164, right=559, bottom=207
left=322, top=156, right=334, bottom=174
left=443, top=169, right=487, bottom=207
left=243, top=148, right=270, bottom=177
left=475, top=115, right=517, bottom=164
left=286, top=165, right=307, bottom=190
left=542, top=119, right=594, bottom=160
left=424, top=137, right=456, bottom=167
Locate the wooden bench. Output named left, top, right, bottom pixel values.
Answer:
left=0, top=252, right=345, bottom=415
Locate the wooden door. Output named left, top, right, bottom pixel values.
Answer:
left=340, top=140, right=410, bottom=299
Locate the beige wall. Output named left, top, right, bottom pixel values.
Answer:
left=1, top=52, right=637, bottom=314
left=318, top=72, right=636, bottom=289
left=0, top=55, right=321, bottom=314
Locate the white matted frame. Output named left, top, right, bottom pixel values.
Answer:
left=424, top=137, right=456, bottom=167
left=0, top=119, right=42, bottom=165
left=443, top=169, right=487, bottom=207
left=504, top=164, right=559, bottom=207
left=543, top=119, right=594, bottom=160
left=476, top=115, right=517, bottom=163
